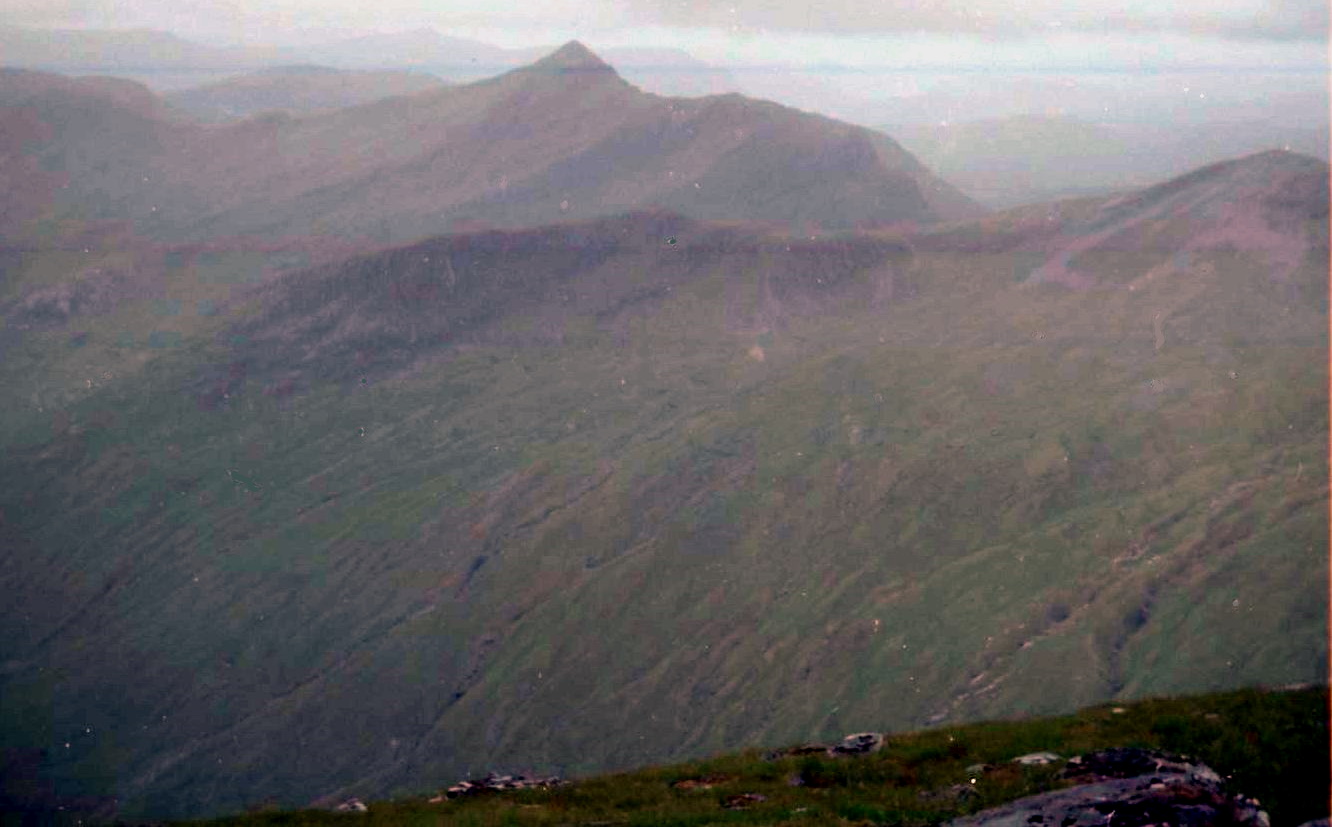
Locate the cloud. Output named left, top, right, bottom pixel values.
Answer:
left=622, top=0, right=1327, bottom=41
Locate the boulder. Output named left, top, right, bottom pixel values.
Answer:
left=834, top=732, right=886, bottom=755
left=764, top=733, right=884, bottom=760
left=1011, top=752, right=1062, bottom=765
left=945, top=748, right=1269, bottom=827
left=444, top=772, right=567, bottom=799
left=333, top=798, right=368, bottom=813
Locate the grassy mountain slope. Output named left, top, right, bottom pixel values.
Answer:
left=0, top=43, right=980, bottom=248
left=182, top=685, right=1328, bottom=827
left=0, top=151, right=1325, bottom=820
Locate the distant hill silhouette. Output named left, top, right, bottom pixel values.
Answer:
left=0, top=42, right=982, bottom=245
left=164, top=65, right=447, bottom=122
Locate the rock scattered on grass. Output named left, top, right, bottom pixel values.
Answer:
left=945, top=748, right=1269, bottom=827
left=722, top=793, right=767, bottom=809
left=764, top=732, right=887, bottom=759
left=442, top=772, right=567, bottom=799
left=1010, top=751, right=1062, bottom=765
left=834, top=732, right=886, bottom=755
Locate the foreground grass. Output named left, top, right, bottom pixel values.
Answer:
left=190, top=684, right=1328, bottom=827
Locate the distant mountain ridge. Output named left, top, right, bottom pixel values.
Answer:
left=0, top=24, right=741, bottom=98
left=163, top=65, right=447, bottom=121
left=0, top=41, right=982, bottom=245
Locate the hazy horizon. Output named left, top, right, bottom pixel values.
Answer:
left=2, top=0, right=1326, bottom=129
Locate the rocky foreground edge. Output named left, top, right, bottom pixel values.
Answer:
left=946, top=747, right=1274, bottom=827
left=330, top=743, right=1328, bottom=827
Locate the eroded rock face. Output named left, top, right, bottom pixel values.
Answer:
left=945, top=748, right=1269, bottom=827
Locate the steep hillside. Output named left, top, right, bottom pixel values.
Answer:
left=0, top=42, right=981, bottom=248
left=187, top=686, right=1330, bottom=827
left=0, top=150, right=1324, bottom=820
left=164, top=66, right=447, bottom=122
left=0, top=69, right=184, bottom=240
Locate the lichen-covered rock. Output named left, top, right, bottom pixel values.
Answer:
left=1061, top=747, right=1220, bottom=784
left=443, top=772, right=567, bottom=799
left=945, top=748, right=1269, bottom=827
left=834, top=732, right=885, bottom=755
left=764, top=733, right=884, bottom=760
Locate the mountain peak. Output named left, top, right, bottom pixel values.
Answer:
left=530, top=40, right=616, bottom=75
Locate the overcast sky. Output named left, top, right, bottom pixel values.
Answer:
left=3, top=0, right=1327, bottom=126
left=4, top=0, right=1326, bottom=45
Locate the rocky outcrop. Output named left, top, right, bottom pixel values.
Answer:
left=834, top=732, right=886, bottom=756
left=434, top=772, right=568, bottom=801
left=945, top=748, right=1269, bottom=827
left=763, top=731, right=887, bottom=760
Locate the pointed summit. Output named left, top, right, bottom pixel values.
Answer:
left=529, top=40, right=617, bottom=76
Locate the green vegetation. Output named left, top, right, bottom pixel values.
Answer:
left=186, top=685, right=1329, bottom=827
left=0, top=155, right=1326, bottom=819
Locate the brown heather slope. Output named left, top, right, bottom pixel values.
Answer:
left=0, top=42, right=981, bottom=248
left=0, top=149, right=1323, bottom=820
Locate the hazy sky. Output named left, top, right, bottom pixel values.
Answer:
left=4, top=0, right=1325, bottom=45
left=2, top=0, right=1326, bottom=127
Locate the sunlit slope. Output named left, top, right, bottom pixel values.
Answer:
left=0, top=151, right=1325, bottom=819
